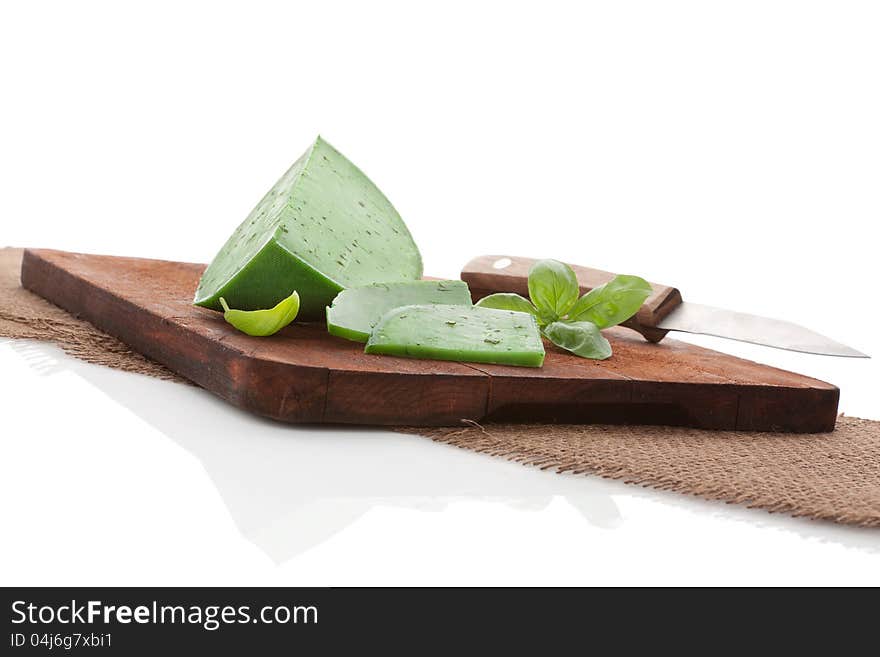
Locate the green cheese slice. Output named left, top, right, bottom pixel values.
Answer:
left=193, top=136, right=423, bottom=319
left=365, top=304, right=545, bottom=367
left=327, top=280, right=472, bottom=342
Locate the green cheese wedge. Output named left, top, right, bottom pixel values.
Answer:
left=327, top=280, right=472, bottom=342
left=365, top=304, right=545, bottom=367
left=193, top=136, right=423, bottom=320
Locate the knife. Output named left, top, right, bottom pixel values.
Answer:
left=460, top=255, right=868, bottom=358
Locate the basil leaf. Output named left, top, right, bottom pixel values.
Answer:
left=567, top=275, right=652, bottom=329
left=475, top=293, right=540, bottom=319
left=527, top=259, right=580, bottom=321
left=543, top=320, right=612, bottom=360
left=219, top=291, right=300, bottom=337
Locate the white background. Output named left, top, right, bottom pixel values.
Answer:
left=1, top=1, right=878, bottom=585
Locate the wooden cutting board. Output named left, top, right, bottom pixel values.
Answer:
left=19, top=249, right=839, bottom=432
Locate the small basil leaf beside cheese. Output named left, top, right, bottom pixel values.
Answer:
left=219, top=291, right=300, bottom=337
left=543, top=320, right=612, bottom=360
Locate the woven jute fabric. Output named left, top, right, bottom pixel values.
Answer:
left=402, top=421, right=880, bottom=527
left=2, top=247, right=879, bottom=527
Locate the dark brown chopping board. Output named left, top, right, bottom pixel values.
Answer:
left=19, top=249, right=839, bottom=431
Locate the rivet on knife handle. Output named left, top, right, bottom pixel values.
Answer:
left=460, top=255, right=682, bottom=343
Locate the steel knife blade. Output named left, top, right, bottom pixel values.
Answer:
left=460, top=255, right=869, bottom=358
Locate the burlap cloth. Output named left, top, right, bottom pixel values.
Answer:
left=2, top=248, right=879, bottom=527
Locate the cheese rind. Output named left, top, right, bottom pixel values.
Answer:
left=194, top=136, right=422, bottom=319
left=327, top=280, right=472, bottom=342
left=365, top=304, right=545, bottom=367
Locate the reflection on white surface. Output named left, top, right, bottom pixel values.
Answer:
left=6, top=340, right=623, bottom=563
left=6, top=339, right=879, bottom=567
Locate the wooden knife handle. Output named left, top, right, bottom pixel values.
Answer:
left=460, top=255, right=682, bottom=343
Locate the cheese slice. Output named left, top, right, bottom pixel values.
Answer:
left=365, top=304, right=545, bottom=367
left=194, top=136, right=422, bottom=319
left=327, top=280, right=472, bottom=342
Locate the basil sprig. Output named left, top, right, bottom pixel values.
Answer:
left=475, top=260, right=651, bottom=360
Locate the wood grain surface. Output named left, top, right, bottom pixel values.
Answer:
left=20, top=249, right=839, bottom=431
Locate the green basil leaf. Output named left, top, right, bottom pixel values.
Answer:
left=475, top=293, right=540, bottom=319
left=527, top=259, right=580, bottom=321
left=543, top=320, right=612, bottom=360
left=567, top=275, right=652, bottom=329
left=219, top=291, right=300, bottom=337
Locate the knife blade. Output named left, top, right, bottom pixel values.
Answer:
left=460, top=255, right=869, bottom=358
